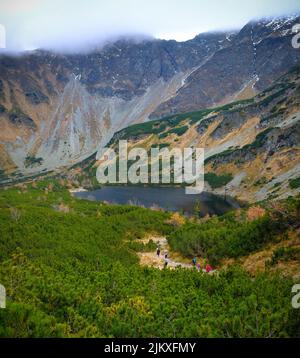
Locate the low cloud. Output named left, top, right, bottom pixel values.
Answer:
left=0, top=0, right=300, bottom=53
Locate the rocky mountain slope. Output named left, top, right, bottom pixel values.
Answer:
left=151, top=15, right=300, bottom=117
left=1, top=14, right=300, bottom=183
left=69, top=65, right=300, bottom=203
left=0, top=32, right=230, bottom=178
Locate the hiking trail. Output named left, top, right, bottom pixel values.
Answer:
left=138, top=236, right=215, bottom=273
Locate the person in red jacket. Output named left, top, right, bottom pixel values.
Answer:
left=205, top=264, right=212, bottom=273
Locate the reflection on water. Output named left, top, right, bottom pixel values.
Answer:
left=75, top=186, right=239, bottom=216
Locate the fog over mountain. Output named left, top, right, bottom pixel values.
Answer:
left=1, top=0, right=300, bottom=52
left=1, top=2, right=300, bottom=203
left=2, top=0, right=300, bottom=343
left=1, top=12, right=300, bottom=189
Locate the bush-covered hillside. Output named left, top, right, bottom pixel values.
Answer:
left=168, top=196, right=300, bottom=265
left=0, top=182, right=299, bottom=337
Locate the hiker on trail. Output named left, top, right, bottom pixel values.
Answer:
left=156, top=247, right=161, bottom=257
left=164, top=254, right=169, bottom=268
left=192, top=257, right=197, bottom=266
left=205, top=264, right=212, bottom=273
left=196, top=263, right=201, bottom=272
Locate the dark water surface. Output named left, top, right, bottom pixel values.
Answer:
left=74, top=186, right=239, bottom=216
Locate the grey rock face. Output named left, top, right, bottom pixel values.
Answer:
left=150, top=15, right=300, bottom=118
left=0, top=15, right=300, bottom=177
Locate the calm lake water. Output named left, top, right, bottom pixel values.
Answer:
left=74, top=186, right=239, bottom=216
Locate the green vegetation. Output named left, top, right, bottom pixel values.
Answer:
left=0, top=104, right=6, bottom=113
left=258, top=82, right=293, bottom=101
left=175, top=109, right=213, bottom=125
left=258, top=83, right=293, bottom=107
left=254, top=177, right=268, bottom=187
left=205, top=172, right=233, bottom=189
left=217, top=98, right=254, bottom=112
left=64, top=152, right=102, bottom=190
left=243, top=128, right=274, bottom=150
left=0, top=182, right=299, bottom=337
left=115, top=121, right=167, bottom=140
left=128, top=239, right=157, bottom=253
left=205, top=128, right=275, bottom=168
left=289, top=177, right=300, bottom=189
left=109, top=97, right=260, bottom=146
left=25, top=156, right=44, bottom=168
left=168, top=213, right=279, bottom=265
left=109, top=114, right=190, bottom=143
left=0, top=169, right=8, bottom=181
left=8, top=108, right=35, bottom=128
left=159, top=125, right=189, bottom=139
left=151, top=143, right=170, bottom=149
left=267, top=247, right=300, bottom=267
left=204, top=148, right=238, bottom=165
left=168, top=195, right=300, bottom=267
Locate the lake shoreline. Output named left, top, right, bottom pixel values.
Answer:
left=73, top=185, right=242, bottom=216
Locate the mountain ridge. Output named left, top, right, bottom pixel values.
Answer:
left=0, top=14, right=300, bottom=189
left=60, top=65, right=300, bottom=203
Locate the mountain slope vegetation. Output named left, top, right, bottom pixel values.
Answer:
left=0, top=182, right=299, bottom=337
left=57, top=66, right=300, bottom=203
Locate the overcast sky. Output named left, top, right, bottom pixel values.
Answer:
left=1, top=0, right=300, bottom=52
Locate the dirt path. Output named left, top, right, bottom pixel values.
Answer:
left=138, top=236, right=214, bottom=272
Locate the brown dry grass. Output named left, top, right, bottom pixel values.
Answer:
left=137, top=236, right=192, bottom=270
left=165, top=212, right=185, bottom=227
left=224, top=230, right=300, bottom=280
left=246, top=206, right=266, bottom=221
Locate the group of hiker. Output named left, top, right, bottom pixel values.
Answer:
left=192, top=256, right=213, bottom=273
left=156, top=246, right=213, bottom=272
left=156, top=247, right=169, bottom=269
